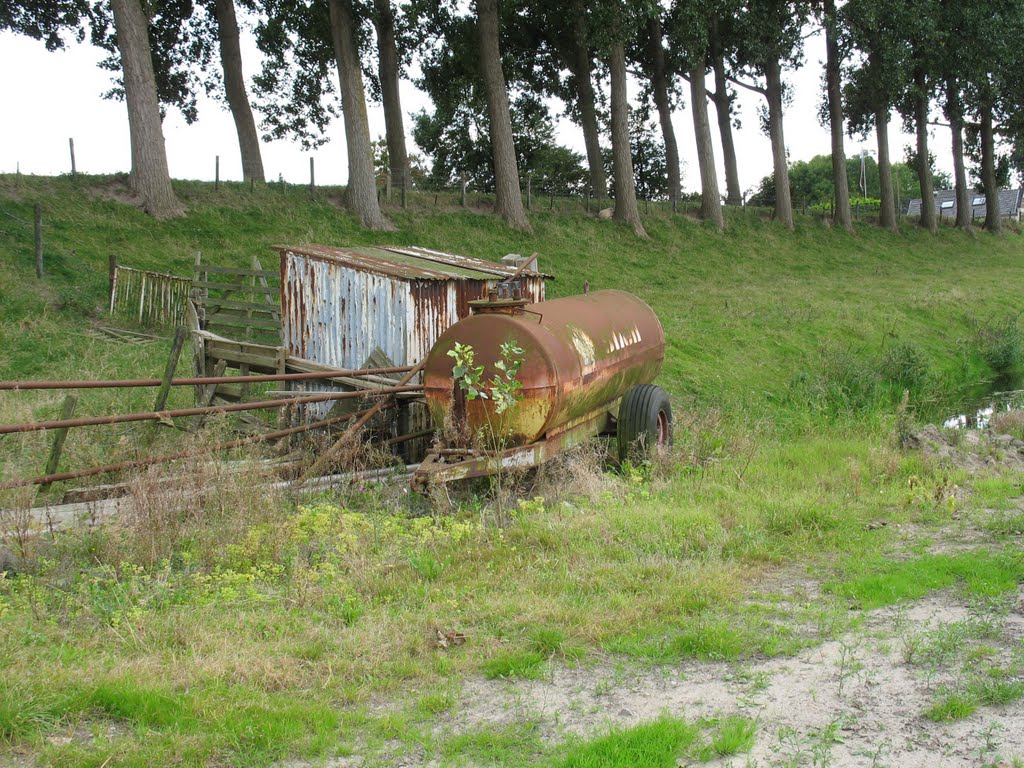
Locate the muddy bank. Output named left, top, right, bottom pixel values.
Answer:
left=907, top=424, right=1024, bottom=472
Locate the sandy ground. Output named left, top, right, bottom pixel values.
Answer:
left=441, top=589, right=1024, bottom=767
left=317, top=473, right=1024, bottom=767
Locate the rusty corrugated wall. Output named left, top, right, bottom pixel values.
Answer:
left=280, top=246, right=545, bottom=371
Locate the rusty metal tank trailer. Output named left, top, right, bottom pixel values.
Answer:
left=411, top=289, right=673, bottom=492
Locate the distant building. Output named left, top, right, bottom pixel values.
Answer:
left=907, top=188, right=1023, bottom=222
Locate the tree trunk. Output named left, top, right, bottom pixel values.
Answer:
left=823, top=0, right=852, bottom=232
left=689, top=64, right=723, bottom=230
left=875, top=107, right=897, bottom=232
left=764, top=58, right=793, bottom=229
left=710, top=18, right=741, bottom=206
left=328, top=0, right=393, bottom=230
left=110, top=0, right=182, bottom=219
left=913, top=69, right=936, bottom=234
left=647, top=18, right=681, bottom=203
left=571, top=15, right=607, bottom=200
left=373, top=0, right=410, bottom=192
left=980, top=102, right=1002, bottom=233
left=609, top=40, right=646, bottom=237
left=945, top=78, right=971, bottom=230
left=214, top=0, right=264, bottom=184
left=477, top=0, right=531, bottom=232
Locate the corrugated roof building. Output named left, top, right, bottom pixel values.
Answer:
left=907, top=188, right=1022, bottom=222
left=278, top=245, right=548, bottom=371
left=276, top=245, right=550, bottom=459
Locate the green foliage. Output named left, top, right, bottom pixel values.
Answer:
left=627, top=111, right=669, bottom=201
left=448, top=342, right=487, bottom=400
left=757, top=153, right=940, bottom=209
left=975, top=314, right=1023, bottom=378
left=490, top=340, right=525, bottom=414
left=448, top=339, right=525, bottom=414
left=880, top=341, right=929, bottom=390
left=413, top=91, right=589, bottom=194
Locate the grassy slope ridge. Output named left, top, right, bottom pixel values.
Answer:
left=2, top=174, right=1023, bottom=413
left=2, top=176, right=1024, bottom=768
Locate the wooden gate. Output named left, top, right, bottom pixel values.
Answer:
left=192, top=255, right=281, bottom=346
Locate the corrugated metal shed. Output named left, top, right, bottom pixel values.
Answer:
left=278, top=245, right=549, bottom=370
left=277, top=245, right=550, bottom=459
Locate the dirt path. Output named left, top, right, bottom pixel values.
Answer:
left=445, top=588, right=1024, bottom=767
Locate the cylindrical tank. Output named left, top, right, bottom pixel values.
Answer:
left=424, top=290, right=665, bottom=446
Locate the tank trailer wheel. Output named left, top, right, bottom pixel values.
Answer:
left=617, top=384, right=673, bottom=463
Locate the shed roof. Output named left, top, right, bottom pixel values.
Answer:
left=275, top=244, right=552, bottom=282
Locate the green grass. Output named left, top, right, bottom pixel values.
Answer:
left=3, top=176, right=1024, bottom=766
left=824, top=551, right=1024, bottom=610
left=553, top=716, right=699, bottom=768
left=482, top=649, right=549, bottom=680
left=440, top=721, right=544, bottom=766
left=0, top=683, right=62, bottom=744
left=692, top=715, right=758, bottom=761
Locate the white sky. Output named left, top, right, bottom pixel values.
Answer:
left=0, top=26, right=954, bottom=195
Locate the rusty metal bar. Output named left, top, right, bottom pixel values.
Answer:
left=384, top=428, right=434, bottom=446
left=0, top=385, right=422, bottom=435
left=0, top=403, right=398, bottom=491
left=505, top=251, right=540, bottom=283
left=0, top=365, right=417, bottom=391
left=298, top=360, right=427, bottom=483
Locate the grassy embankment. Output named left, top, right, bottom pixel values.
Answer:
left=1, top=174, right=1024, bottom=767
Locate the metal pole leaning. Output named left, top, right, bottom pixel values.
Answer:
left=0, top=403, right=396, bottom=491
left=0, top=385, right=422, bottom=435
left=0, top=365, right=417, bottom=391
left=298, top=360, right=426, bottom=484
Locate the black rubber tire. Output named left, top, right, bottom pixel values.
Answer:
left=617, top=384, right=673, bottom=463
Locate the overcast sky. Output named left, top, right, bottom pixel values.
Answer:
left=0, top=25, right=954, bottom=195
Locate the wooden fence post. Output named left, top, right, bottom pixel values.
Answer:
left=526, top=174, right=532, bottom=210
left=69, top=138, right=77, bottom=181
left=34, top=204, right=43, bottom=279
left=41, top=395, right=78, bottom=490
left=386, top=169, right=392, bottom=202
left=108, top=255, right=118, bottom=310
left=309, top=156, right=315, bottom=191
left=152, top=327, right=188, bottom=415
left=215, top=155, right=220, bottom=191
left=461, top=174, right=467, bottom=207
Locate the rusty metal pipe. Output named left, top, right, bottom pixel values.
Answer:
left=0, top=385, right=422, bottom=435
left=384, top=428, right=435, bottom=446
left=0, top=404, right=396, bottom=491
left=0, top=365, right=417, bottom=391
left=298, top=359, right=427, bottom=483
